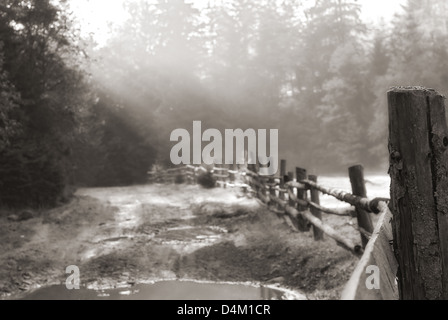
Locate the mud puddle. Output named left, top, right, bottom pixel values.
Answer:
left=0, top=183, right=375, bottom=300
left=21, top=280, right=303, bottom=300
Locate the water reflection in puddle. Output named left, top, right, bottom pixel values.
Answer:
left=22, top=280, right=304, bottom=300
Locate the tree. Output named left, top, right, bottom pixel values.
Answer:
left=0, top=46, right=21, bottom=153
left=0, top=0, right=91, bottom=207
left=367, top=0, right=448, bottom=170
left=287, top=0, right=370, bottom=171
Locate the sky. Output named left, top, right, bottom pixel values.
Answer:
left=70, top=0, right=406, bottom=44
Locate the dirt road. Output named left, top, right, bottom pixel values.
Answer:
left=0, top=183, right=361, bottom=300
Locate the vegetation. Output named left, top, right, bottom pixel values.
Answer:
left=1, top=0, right=447, bottom=208
left=197, top=171, right=217, bottom=189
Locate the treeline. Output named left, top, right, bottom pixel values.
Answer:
left=93, top=0, right=448, bottom=174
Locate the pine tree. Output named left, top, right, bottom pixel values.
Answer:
left=294, top=0, right=369, bottom=170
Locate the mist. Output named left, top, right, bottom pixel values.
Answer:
left=83, top=0, right=443, bottom=178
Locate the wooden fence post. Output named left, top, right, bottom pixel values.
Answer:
left=280, top=171, right=299, bottom=230
left=280, top=160, right=286, bottom=184
left=221, top=164, right=227, bottom=188
left=296, top=167, right=311, bottom=232
left=269, top=178, right=276, bottom=207
left=309, top=175, right=324, bottom=241
left=388, top=87, right=448, bottom=300
left=230, top=163, right=236, bottom=183
left=222, top=164, right=228, bottom=188
left=286, top=171, right=294, bottom=206
left=348, top=165, right=374, bottom=248
left=193, top=166, right=198, bottom=185
left=287, top=171, right=294, bottom=181
left=214, top=163, right=220, bottom=188
left=249, top=151, right=257, bottom=173
left=279, top=160, right=287, bottom=200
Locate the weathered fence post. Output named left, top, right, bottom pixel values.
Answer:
left=282, top=171, right=299, bottom=231
left=260, top=176, right=268, bottom=202
left=280, top=160, right=286, bottom=183
left=269, top=178, right=276, bottom=207
left=221, top=164, right=228, bottom=188
left=287, top=171, right=295, bottom=207
left=388, top=87, right=448, bottom=300
left=193, top=166, right=198, bottom=185
left=249, top=151, right=257, bottom=173
left=279, top=160, right=287, bottom=200
left=287, top=171, right=294, bottom=181
left=269, top=178, right=277, bottom=197
left=214, top=163, right=220, bottom=188
left=230, top=163, right=236, bottom=183
left=309, top=175, right=324, bottom=241
left=296, top=167, right=311, bottom=232
left=348, top=165, right=374, bottom=248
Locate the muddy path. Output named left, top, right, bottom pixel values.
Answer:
left=0, top=184, right=362, bottom=300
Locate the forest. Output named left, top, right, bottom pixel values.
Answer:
left=0, top=0, right=447, bottom=208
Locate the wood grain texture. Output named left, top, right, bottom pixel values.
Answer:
left=388, top=87, right=448, bottom=299
left=341, top=203, right=398, bottom=300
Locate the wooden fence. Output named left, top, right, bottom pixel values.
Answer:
left=148, top=162, right=390, bottom=254
left=148, top=87, right=448, bottom=300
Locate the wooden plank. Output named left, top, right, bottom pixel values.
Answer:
left=257, top=188, right=269, bottom=204
left=229, top=163, right=237, bottom=182
left=280, top=160, right=286, bottom=183
left=309, top=175, right=324, bottom=241
left=349, top=165, right=374, bottom=248
left=287, top=188, right=307, bottom=207
left=428, top=92, right=448, bottom=299
left=341, top=202, right=399, bottom=300
left=279, top=160, right=287, bottom=202
left=285, top=172, right=294, bottom=203
left=388, top=87, right=448, bottom=299
left=269, top=178, right=277, bottom=208
left=249, top=151, right=258, bottom=173
left=285, top=172, right=300, bottom=230
left=287, top=172, right=294, bottom=182
left=296, top=167, right=311, bottom=232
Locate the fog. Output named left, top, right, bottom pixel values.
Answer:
left=83, top=0, right=430, bottom=176
left=2, top=0, right=447, bottom=205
